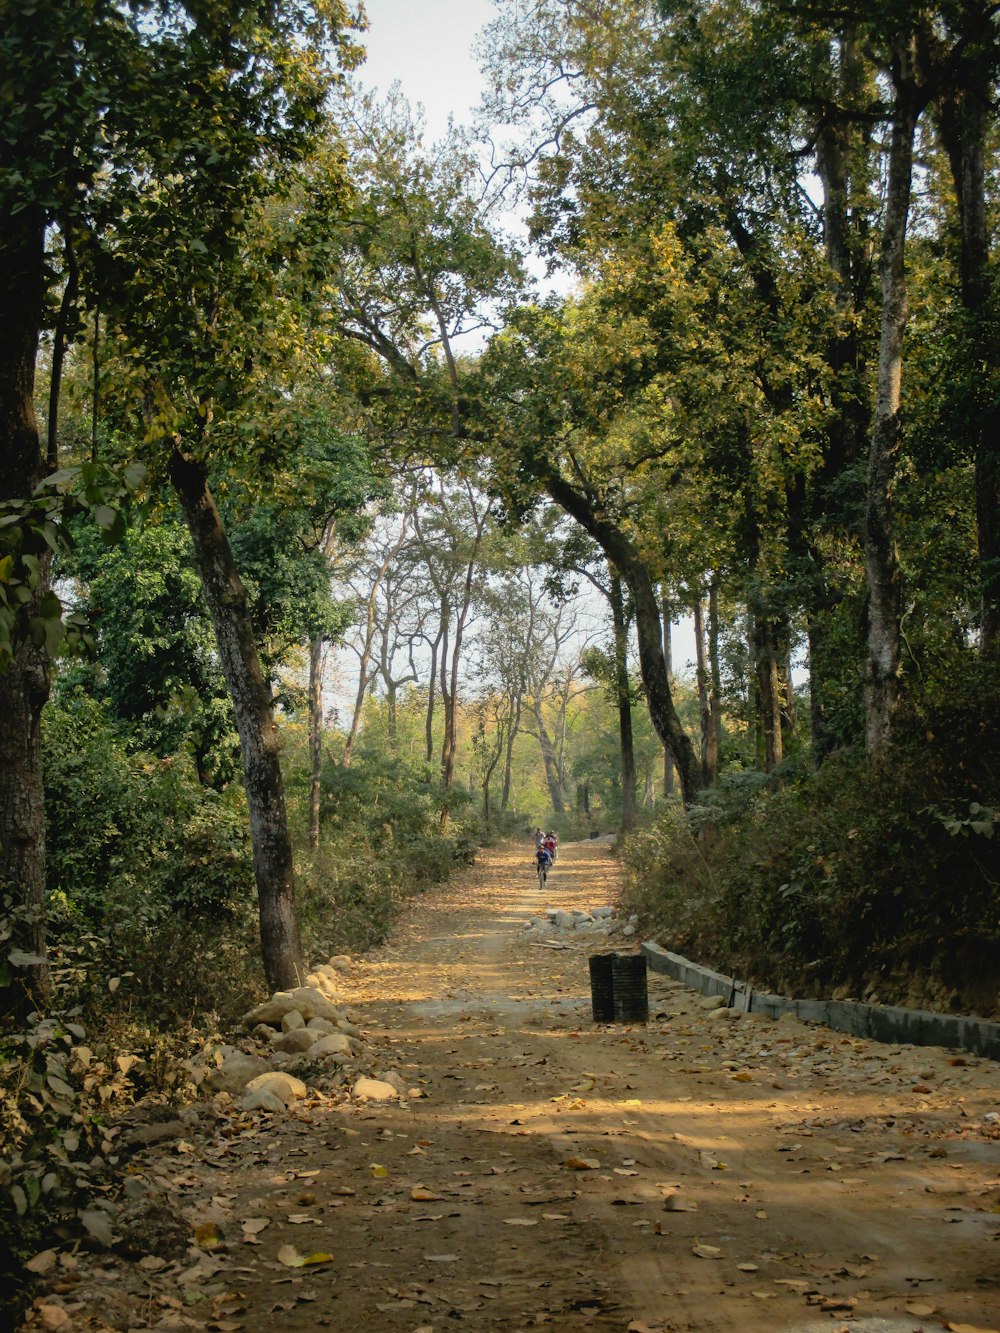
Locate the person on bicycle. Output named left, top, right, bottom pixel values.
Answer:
left=543, top=831, right=558, bottom=862
left=535, top=842, right=552, bottom=879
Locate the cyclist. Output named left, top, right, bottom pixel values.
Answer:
left=535, top=842, right=553, bottom=884
left=543, top=830, right=558, bottom=863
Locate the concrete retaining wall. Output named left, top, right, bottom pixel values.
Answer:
left=641, top=940, right=1000, bottom=1062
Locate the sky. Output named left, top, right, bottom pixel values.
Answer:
left=356, top=0, right=497, bottom=141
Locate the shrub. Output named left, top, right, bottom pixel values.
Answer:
left=622, top=666, right=1000, bottom=1017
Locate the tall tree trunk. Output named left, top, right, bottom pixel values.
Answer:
left=0, top=209, right=51, bottom=1013
left=610, top=571, right=637, bottom=830
left=425, top=613, right=444, bottom=765
left=864, top=47, right=920, bottom=755
left=501, top=691, right=521, bottom=810
left=936, top=19, right=1000, bottom=649
left=750, top=607, right=783, bottom=772
left=694, top=598, right=712, bottom=786
left=707, top=581, right=722, bottom=783
left=169, top=448, right=303, bottom=991
left=530, top=701, right=566, bottom=813
left=661, top=593, right=675, bottom=798
left=542, top=472, right=699, bottom=802
left=308, top=635, right=326, bottom=851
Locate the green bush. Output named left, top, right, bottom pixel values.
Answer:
left=623, top=665, right=1000, bottom=1017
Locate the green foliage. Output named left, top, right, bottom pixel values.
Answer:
left=623, top=664, right=1000, bottom=1017
left=42, top=691, right=256, bottom=948
left=0, top=462, right=145, bottom=666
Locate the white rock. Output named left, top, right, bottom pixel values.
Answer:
left=707, top=1006, right=742, bottom=1022
left=250, top=1023, right=275, bottom=1041
left=327, top=955, right=352, bottom=973
left=281, top=1009, right=305, bottom=1033
left=554, top=910, right=575, bottom=929
left=352, top=1076, right=399, bottom=1102
left=622, top=924, right=637, bottom=937
left=245, top=1071, right=308, bottom=1104
left=305, top=1017, right=337, bottom=1035
left=698, top=994, right=728, bottom=1010
left=242, top=1087, right=286, bottom=1113
left=592, top=906, right=615, bottom=919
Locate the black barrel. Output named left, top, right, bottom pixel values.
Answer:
left=588, top=953, right=616, bottom=1023
left=612, top=953, right=649, bottom=1023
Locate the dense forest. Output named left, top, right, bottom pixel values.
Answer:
left=2, top=0, right=998, bottom=1295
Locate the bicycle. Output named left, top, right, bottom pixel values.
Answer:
left=535, top=855, right=550, bottom=887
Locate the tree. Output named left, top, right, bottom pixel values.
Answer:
left=0, top=0, right=364, bottom=995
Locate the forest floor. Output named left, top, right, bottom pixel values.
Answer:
left=22, top=839, right=1000, bottom=1333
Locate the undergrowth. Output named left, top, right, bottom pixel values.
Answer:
left=622, top=668, right=1000, bottom=1017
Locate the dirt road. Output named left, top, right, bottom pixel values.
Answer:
left=31, top=839, right=1000, bottom=1332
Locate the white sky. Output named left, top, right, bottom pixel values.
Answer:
left=357, top=0, right=497, bottom=141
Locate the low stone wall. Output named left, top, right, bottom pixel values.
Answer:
left=641, top=940, right=1000, bottom=1062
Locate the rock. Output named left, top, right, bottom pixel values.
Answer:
left=250, top=1023, right=275, bottom=1042
left=554, top=910, right=575, bottom=929
left=125, top=1118, right=190, bottom=1147
left=336, top=1019, right=363, bottom=1038
left=591, top=906, right=614, bottom=919
left=707, top=1006, right=742, bottom=1022
left=242, top=1087, right=286, bottom=1113
left=698, top=995, right=728, bottom=1011
left=352, top=1076, right=399, bottom=1102
left=244, top=1072, right=308, bottom=1104
left=204, top=1052, right=271, bottom=1095
left=272, top=1028, right=317, bottom=1055
left=621, top=924, right=637, bottom=937
left=308, top=1033, right=352, bottom=1058
left=304, top=971, right=339, bottom=999
left=269, top=1051, right=293, bottom=1069
left=305, top=1017, right=337, bottom=1035
left=281, top=1009, right=305, bottom=1033
left=373, top=1069, right=408, bottom=1094
left=328, top=954, right=352, bottom=973
left=241, top=986, right=345, bottom=1029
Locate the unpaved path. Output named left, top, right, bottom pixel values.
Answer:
left=32, top=840, right=1000, bottom=1332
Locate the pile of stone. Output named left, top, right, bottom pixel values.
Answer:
left=522, top=905, right=639, bottom=938
left=199, top=955, right=420, bottom=1113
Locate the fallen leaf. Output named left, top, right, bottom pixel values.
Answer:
left=905, top=1303, right=937, bottom=1317
left=194, top=1223, right=227, bottom=1251
left=370, top=1164, right=388, bottom=1179
left=737, top=1262, right=759, bottom=1272
left=36, top=1307, right=70, bottom=1332
left=423, top=1254, right=460, bottom=1263
left=411, top=1186, right=443, bottom=1202
left=241, top=1218, right=269, bottom=1236
left=563, top=1156, right=600, bottom=1170
left=138, top=1256, right=168, bottom=1272
left=945, top=1324, right=1000, bottom=1333
left=502, top=1218, right=538, bottom=1226
left=751, top=1291, right=776, bottom=1299
left=24, top=1250, right=57, bottom=1275
left=692, top=1243, right=721, bottom=1259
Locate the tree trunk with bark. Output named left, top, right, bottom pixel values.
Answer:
left=750, top=607, right=783, bottom=772
left=307, top=635, right=326, bottom=851
left=936, top=14, right=1000, bottom=649
left=864, top=46, right=921, bottom=755
left=542, top=473, right=700, bottom=802
left=169, top=448, right=303, bottom=991
left=661, top=593, right=675, bottom=798
left=0, top=209, right=51, bottom=1013
left=529, top=700, right=567, bottom=813
left=609, top=571, right=637, bottom=830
